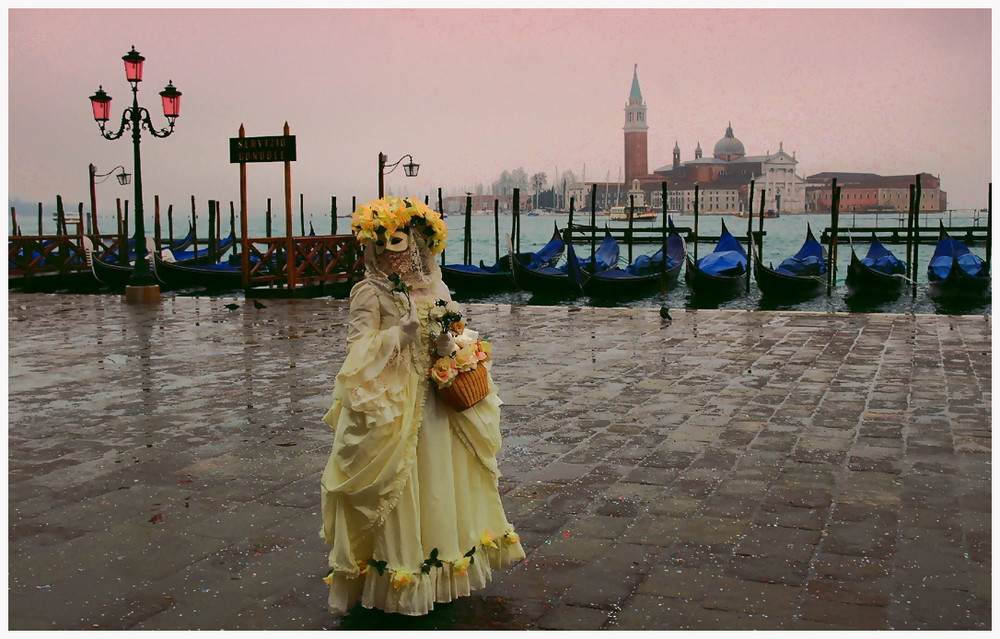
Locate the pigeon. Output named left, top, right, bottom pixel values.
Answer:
left=659, top=306, right=672, bottom=321
left=252, top=299, right=267, bottom=310
left=224, top=303, right=240, bottom=311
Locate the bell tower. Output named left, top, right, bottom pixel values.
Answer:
left=623, top=64, right=648, bottom=184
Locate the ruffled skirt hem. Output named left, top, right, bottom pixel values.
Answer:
left=328, top=542, right=525, bottom=617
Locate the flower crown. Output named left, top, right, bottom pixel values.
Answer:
left=351, top=196, right=448, bottom=255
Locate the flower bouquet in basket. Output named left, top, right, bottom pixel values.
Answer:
left=427, top=300, right=492, bottom=411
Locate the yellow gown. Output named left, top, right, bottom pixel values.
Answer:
left=320, top=279, right=524, bottom=616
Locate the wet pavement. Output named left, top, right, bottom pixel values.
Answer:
left=7, top=292, right=992, bottom=630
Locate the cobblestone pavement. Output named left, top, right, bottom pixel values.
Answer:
left=7, top=293, right=992, bottom=630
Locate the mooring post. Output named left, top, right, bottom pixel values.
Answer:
left=661, top=182, right=668, bottom=293
left=11, top=207, right=19, bottom=237
left=154, top=195, right=161, bottom=250
left=987, top=183, right=992, bottom=270
left=513, top=187, right=520, bottom=256
left=167, top=205, right=174, bottom=245
left=299, top=193, right=305, bottom=236
left=567, top=197, right=575, bottom=246
left=746, top=181, right=755, bottom=292
left=912, top=176, right=921, bottom=298
left=191, top=195, right=198, bottom=264
left=494, top=198, right=500, bottom=265
left=331, top=196, right=337, bottom=235
left=266, top=198, right=272, bottom=237
left=590, top=184, right=597, bottom=273
left=693, top=184, right=700, bottom=261
left=905, top=184, right=915, bottom=284
left=117, top=199, right=126, bottom=266
left=207, top=200, right=216, bottom=262
left=464, top=195, right=472, bottom=265
left=438, top=188, right=445, bottom=266
left=37, top=202, right=43, bottom=236
left=827, top=179, right=839, bottom=296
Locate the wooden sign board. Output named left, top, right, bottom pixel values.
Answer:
left=229, top=135, right=296, bottom=163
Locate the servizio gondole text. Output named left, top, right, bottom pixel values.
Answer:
left=229, top=135, right=297, bottom=163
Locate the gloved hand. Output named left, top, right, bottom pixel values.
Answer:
left=398, top=297, right=420, bottom=346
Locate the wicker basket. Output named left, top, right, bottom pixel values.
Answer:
left=437, top=363, right=489, bottom=411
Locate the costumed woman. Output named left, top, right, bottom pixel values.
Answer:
left=320, top=196, right=525, bottom=616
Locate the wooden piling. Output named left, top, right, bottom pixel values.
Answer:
left=11, top=207, right=19, bottom=236
left=331, top=196, right=338, bottom=235
left=300, top=193, right=305, bottom=236
left=693, top=185, right=700, bottom=261
left=494, top=198, right=500, bottom=265
left=167, top=205, right=174, bottom=245
left=628, top=194, right=635, bottom=265
left=746, top=180, right=755, bottom=292
left=438, top=188, right=445, bottom=265
left=661, top=182, right=668, bottom=293
left=590, top=184, right=597, bottom=273
left=464, top=195, right=472, bottom=265
left=265, top=198, right=272, bottom=237
left=191, top=196, right=198, bottom=262
left=37, top=202, right=42, bottom=235
left=117, top=199, right=126, bottom=266
left=912, top=176, right=921, bottom=297
left=828, top=182, right=841, bottom=296
left=154, top=195, right=161, bottom=249
left=208, top=200, right=216, bottom=260
left=567, top=197, right=575, bottom=245
left=987, top=183, right=992, bottom=270
left=513, top=188, right=520, bottom=255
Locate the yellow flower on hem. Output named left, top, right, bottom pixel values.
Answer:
left=323, top=569, right=334, bottom=586
left=357, top=559, right=369, bottom=575
left=452, top=557, right=472, bottom=576
left=503, top=531, right=520, bottom=546
left=480, top=531, right=498, bottom=549
left=391, top=570, right=415, bottom=590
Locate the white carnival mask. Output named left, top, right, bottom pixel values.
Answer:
left=376, top=229, right=410, bottom=255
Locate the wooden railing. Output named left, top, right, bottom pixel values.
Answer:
left=242, top=234, right=365, bottom=294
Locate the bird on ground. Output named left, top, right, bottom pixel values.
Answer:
left=252, top=300, right=267, bottom=310
left=224, top=303, right=240, bottom=311
left=659, top=306, right=672, bottom=321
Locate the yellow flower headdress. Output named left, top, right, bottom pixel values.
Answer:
left=350, top=196, right=448, bottom=255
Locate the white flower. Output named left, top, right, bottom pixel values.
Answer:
left=445, top=301, right=462, bottom=315
left=454, top=333, right=475, bottom=349
left=429, top=306, right=447, bottom=321
left=435, top=333, right=457, bottom=357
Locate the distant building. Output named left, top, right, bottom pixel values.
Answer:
left=567, top=65, right=948, bottom=217
left=804, top=172, right=946, bottom=213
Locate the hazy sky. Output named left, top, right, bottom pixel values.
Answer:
left=7, top=8, right=993, bottom=220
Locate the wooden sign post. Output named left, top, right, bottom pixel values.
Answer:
left=231, top=123, right=297, bottom=290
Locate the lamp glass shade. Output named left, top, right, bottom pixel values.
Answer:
left=159, top=82, right=182, bottom=119
left=116, top=171, right=132, bottom=186
left=89, top=87, right=112, bottom=122
left=404, top=161, right=419, bottom=178
left=122, top=46, right=145, bottom=82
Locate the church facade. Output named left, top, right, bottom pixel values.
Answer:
left=568, top=66, right=809, bottom=214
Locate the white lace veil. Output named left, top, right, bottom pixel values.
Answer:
left=363, top=221, right=442, bottom=297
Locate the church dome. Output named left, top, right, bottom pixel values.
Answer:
left=713, top=122, right=745, bottom=160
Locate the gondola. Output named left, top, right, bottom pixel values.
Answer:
left=161, top=224, right=196, bottom=252
left=845, top=234, right=906, bottom=298
left=153, top=253, right=244, bottom=290
left=684, top=219, right=748, bottom=297
left=583, top=217, right=685, bottom=299
left=508, top=227, right=584, bottom=297
left=753, top=224, right=827, bottom=300
left=443, top=225, right=564, bottom=294
left=166, top=231, right=237, bottom=265
left=927, top=225, right=990, bottom=300
left=88, top=249, right=155, bottom=289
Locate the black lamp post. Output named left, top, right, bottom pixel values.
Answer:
left=378, top=152, right=419, bottom=198
left=89, top=45, right=181, bottom=299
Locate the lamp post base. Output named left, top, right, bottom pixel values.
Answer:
left=124, top=284, right=161, bottom=304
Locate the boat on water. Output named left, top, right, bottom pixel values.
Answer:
left=582, top=217, right=685, bottom=300
left=736, top=209, right=779, bottom=219
left=845, top=234, right=907, bottom=298
left=508, top=226, right=587, bottom=297
left=926, top=224, right=990, bottom=300
left=608, top=205, right=657, bottom=222
left=754, top=224, right=827, bottom=301
left=685, top=219, right=748, bottom=298
left=440, top=253, right=524, bottom=295
left=153, top=253, right=244, bottom=290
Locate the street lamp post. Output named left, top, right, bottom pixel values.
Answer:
left=378, top=152, right=419, bottom=198
left=88, top=164, right=131, bottom=236
left=89, top=45, right=181, bottom=303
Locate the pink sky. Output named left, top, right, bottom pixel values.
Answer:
left=7, top=8, right=993, bottom=217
